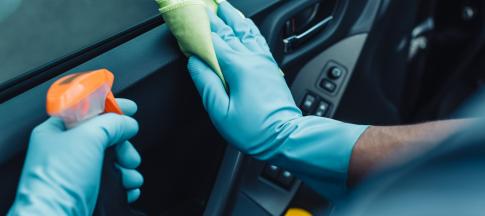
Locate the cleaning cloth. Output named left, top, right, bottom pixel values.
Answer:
left=155, top=0, right=226, bottom=87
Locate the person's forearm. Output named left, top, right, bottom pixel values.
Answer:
left=348, top=119, right=472, bottom=185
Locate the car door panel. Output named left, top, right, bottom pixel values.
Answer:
left=0, top=0, right=406, bottom=215
left=0, top=1, right=279, bottom=214
left=0, top=25, right=179, bottom=162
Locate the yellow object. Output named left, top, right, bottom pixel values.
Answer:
left=285, top=208, right=313, bottom=216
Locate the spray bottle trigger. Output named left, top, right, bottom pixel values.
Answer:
left=105, top=91, right=123, bottom=115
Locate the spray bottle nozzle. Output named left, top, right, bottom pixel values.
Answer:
left=46, top=69, right=122, bottom=128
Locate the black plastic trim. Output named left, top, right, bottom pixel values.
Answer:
left=203, top=146, right=244, bottom=216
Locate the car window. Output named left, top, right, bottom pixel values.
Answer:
left=0, top=0, right=159, bottom=86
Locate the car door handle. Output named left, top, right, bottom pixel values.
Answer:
left=283, top=16, right=334, bottom=52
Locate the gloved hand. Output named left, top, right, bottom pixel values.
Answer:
left=187, top=2, right=369, bottom=201
left=8, top=99, right=143, bottom=215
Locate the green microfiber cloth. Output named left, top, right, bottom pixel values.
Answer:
left=156, top=0, right=226, bottom=88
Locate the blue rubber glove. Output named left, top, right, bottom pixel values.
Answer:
left=8, top=99, right=143, bottom=215
left=187, top=2, right=369, bottom=201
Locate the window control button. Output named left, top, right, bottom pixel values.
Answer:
left=320, top=79, right=337, bottom=93
left=301, top=93, right=317, bottom=113
left=277, top=170, right=295, bottom=188
left=262, top=164, right=280, bottom=180
left=314, top=101, right=330, bottom=117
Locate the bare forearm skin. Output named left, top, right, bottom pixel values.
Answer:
left=348, top=119, right=473, bottom=185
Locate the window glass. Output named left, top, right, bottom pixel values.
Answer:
left=0, top=0, right=159, bottom=86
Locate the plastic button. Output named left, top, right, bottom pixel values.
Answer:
left=301, top=93, right=317, bottom=113
left=328, top=67, right=343, bottom=80
left=277, top=170, right=295, bottom=188
left=262, top=164, right=280, bottom=180
left=320, top=79, right=336, bottom=93
left=314, top=101, right=330, bottom=117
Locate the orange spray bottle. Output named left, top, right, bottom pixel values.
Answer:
left=46, top=69, right=133, bottom=215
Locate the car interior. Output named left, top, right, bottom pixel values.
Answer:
left=1, top=0, right=484, bottom=215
